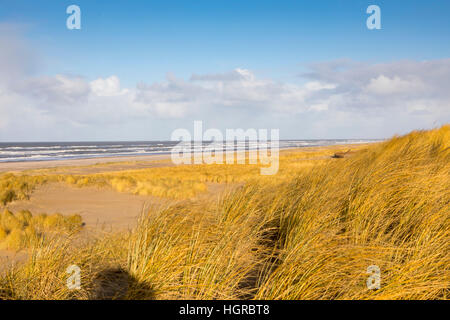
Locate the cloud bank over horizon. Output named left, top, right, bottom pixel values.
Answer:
left=0, top=26, right=449, bottom=141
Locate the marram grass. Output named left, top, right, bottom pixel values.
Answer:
left=0, top=209, right=83, bottom=250
left=0, top=125, right=448, bottom=300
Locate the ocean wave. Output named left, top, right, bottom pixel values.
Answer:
left=0, top=140, right=382, bottom=163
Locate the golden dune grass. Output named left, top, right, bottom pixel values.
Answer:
left=0, top=144, right=365, bottom=202
left=0, top=125, right=448, bottom=300
left=0, top=209, right=83, bottom=250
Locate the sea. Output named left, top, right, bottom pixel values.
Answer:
left=0, top=140, right=380, bottom=163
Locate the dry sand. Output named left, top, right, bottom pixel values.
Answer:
left=0, top=250, right=28, bottom=273
left=0, top=151, right=254, bottom=232
left=4, top=182, right=166, bottom=231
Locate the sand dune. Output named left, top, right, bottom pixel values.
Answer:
left=3, top=183, right=163, bottom=231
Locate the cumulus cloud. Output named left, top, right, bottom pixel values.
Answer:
left=0, top=25, right=449, bottom=140
left=134, top=60, right=450, bottom=119
left=365, top=75, right=424, bottom=95
left=90, top=76, right=129, bottom=97
left=135, top=68, right=340, bottom=116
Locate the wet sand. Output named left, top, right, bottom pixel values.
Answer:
left=0, top=154, right=172, bottom=173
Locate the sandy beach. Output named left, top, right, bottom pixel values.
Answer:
left=0, top=154, right=173, bottom=173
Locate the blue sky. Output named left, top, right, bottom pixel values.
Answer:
left=0, top=1, right=449, bottom=141
left=2, top=0, right=450, bottom=84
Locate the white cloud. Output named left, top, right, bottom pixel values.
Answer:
left=366, top=75, right=425, bottom=95
left=19, top=75, right=91, bottom=108
left=0, top=26, right=449, bottom=140
left=304, top=81, right=336, bottom=91
left=90, top=76, right=129, bottom=97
